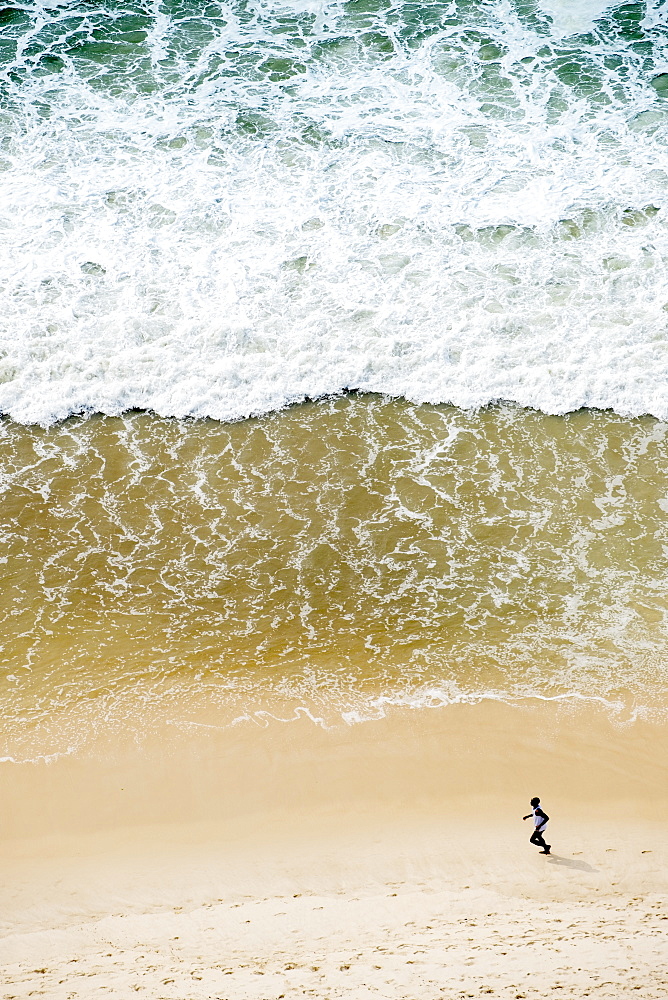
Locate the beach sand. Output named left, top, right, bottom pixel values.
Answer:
left=1, top=700, right=667, bottom=999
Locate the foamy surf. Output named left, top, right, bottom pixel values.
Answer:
left=1, top=399, right=667, bottom=759
left=1, top=1, right=668, bottom=424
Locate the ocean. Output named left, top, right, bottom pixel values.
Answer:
left=1, top=1, right=668, bottom=759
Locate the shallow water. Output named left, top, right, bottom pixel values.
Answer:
left=2, top=397, right=667, bottom=759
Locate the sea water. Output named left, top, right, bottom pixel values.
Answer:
left=1, top=2, right=668, bottom=757
left=2, top=399, right=668, bottom=759
left=2, top=1, right=668, bottom=422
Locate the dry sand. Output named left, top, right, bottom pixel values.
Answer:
left=1, top=700, right=667, bottom=999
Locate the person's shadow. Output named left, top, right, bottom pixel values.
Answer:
left=546, top=855, right=598, bottom=873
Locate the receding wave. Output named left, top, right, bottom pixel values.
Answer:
left=2, top=398, right=668, bottom=759
left=1, top=2, right=668, bottom=424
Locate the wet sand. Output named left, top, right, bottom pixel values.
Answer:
left=1, top=699, right=667, bottom=998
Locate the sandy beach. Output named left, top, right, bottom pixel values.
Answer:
left=1, top=700, right=666, bottom=999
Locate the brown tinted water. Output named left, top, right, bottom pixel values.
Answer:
left=2, top=396, right=668, bottom=760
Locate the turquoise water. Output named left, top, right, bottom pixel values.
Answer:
left=1, top=2, right=668, bottom=422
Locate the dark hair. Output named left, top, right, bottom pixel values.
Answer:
left=530, top=797, right=540, bottom=806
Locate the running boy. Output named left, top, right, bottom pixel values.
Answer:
left=523, top=796, right=551, bottom=854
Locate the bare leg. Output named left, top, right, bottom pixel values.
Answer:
left=530, top=829, right=551, bottom=853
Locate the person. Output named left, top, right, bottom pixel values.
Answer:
left=523, top=796, right=551, bottom=854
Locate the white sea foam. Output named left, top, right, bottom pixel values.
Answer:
left=0, top=1, right=668, bottom=424
left=536, top=0, right=620, bottom=37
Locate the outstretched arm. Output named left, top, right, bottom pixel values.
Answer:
left=522, top=814, right=532, bottom=821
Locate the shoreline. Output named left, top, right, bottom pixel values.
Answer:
left=2, top=394, right=667, bottom=431
left=1, top=700, right=667, bottom=997
left=3, top=697, right=668, bottom=841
